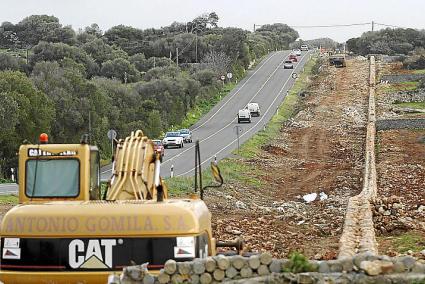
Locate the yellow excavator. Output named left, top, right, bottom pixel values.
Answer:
left=0, top=130, right=239, bottom=284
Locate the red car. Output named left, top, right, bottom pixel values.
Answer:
left=152, top=140, right=165, bottom=161
left=289, top=54, right=298, bottom=62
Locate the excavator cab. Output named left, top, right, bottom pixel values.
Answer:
left=18, top=133, right=101, bottom=204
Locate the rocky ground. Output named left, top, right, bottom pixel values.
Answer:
left=373, top=61, right=425, bottom=256
left=207, top=58, right=370, bottom=260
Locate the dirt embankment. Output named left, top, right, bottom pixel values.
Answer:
left=208, top=58, right=370, bottom=259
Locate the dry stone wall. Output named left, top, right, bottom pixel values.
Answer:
left=380, top=74, right=425, bottom=83
left=338, top=56, right=379, bottom=258
left=108, top=253, right=425, bottom=283
left=376, top=118, right=425, bottom=130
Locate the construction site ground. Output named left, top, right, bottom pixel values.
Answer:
left=207, top=58, right=370, bottom=260
left=208, top=59, right=425, bottom=260
left=374, top=61, right=425, bottom=257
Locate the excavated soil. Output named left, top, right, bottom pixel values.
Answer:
left=208, top=59, right=370, bottom=259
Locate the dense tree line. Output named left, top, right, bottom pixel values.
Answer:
left=0, top=14, right=299, bottom=177
left=347, top=28, right=425, bottom=55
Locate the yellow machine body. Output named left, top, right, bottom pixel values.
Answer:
left=0, top=131, right=215, bottom=284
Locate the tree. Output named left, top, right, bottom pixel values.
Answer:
left=84, top=23, right=102, bottom=37
left=30, top=41, right=99, bottom=77
left=0, top=71, right=54, bottom=176
left=82, top=38, right=127, bottom=64
left=16, top=15, right=76, bottom=46
left=100, top=58, right=140, bottom=82
left=0, top=53, right=25, bottom=71
left=347, top=28, right=425, bottom=55
left=256, top=23, right=299, bottom=49
left=104, top=25, right=145, bottom=55
left=201, top=51, right=232, bottom=75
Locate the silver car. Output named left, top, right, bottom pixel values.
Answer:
left=178, top=129, right=193, bottom=143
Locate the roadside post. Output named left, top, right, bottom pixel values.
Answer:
left=107, top=129, right=117, bottom=160
left=170, top=165, right=174, bottom=178
left=233, top=126, right=243, bottom=154
left=11, top=168, right=15, bottom=182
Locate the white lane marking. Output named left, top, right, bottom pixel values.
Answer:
left=100, top=53, right=280, bottom=175
left=101, top=167, right=112, bottom=174
left=191, top=52, right=278, bottom=131
left=176, top=52, right=310, bottom=176
left=0, top=184, right=18, bottom=187
left=161, top=51, right=292, bottom=166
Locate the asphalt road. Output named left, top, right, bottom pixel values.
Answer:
left=101, top=50, right=311, bottom=180
left=0, top=50, right=311, bottom=195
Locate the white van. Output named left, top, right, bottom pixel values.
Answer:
left=238, top=109, right=251, bottom=123
left=300, top=45, right=309, bottom=51
left=246, top=102, right=261, bottom=117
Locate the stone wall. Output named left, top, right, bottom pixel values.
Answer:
left=338, top=56, right=379, bottom=258
left=378, top=89, right=425, bottom=104
left=376, top=118, right=425, bottom=130
left=109, top=253, right=425, bottom=283
left=380, top=74, right=425, bottom=83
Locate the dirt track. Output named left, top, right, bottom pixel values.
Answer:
left=209, top=58, right=371, bottom=259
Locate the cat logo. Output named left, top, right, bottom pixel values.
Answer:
left=68, top=239, right=118, bottom=269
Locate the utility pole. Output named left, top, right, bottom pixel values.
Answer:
left=371, top=21, right=375, bottom=32
left=169, top=51, right=172, bottom=66
left=195, top=34, right=198, bottom=63
left=176, top=47, right=179, bottom=66
left=88, top=111, right=92, bottom=144
left=153, top=57, right=156, bottom=68
left=254, top=24, right=256, bottom=32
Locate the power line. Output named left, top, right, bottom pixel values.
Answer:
left=290, top=22, right=371, bottom=28
left=374, top=22, right=412, bottom=29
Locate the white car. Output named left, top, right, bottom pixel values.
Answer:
left=300, top=45, right=309, bottom=51
left=294, top=49, right=302, bottom=56
left=162, top=132, right=184, bottom=148
left=238, top=109, right=251, bottom=123
left=246, top=102, right=260, bottom=117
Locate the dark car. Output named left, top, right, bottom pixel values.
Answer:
left=283, top=60, right=294, bottom=69
left=152, top=140, right=165, bottom=161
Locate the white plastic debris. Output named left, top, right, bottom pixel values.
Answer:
left=303, top=193, right=317, bottom=203
left=319, top=192, right=328, bottom=201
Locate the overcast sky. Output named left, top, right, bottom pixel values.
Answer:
left=1, top=0, right=423, bottom=42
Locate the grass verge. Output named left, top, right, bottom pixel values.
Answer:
left=176, top=83, right=236, bottom=130
left=379, top=81, right=420, bottom=93
left=0, top=195, right=18, bottom=205
left=394, top=101, right=425, bottom=110
left=382, top=232, right=425, bottom=254
left=166, top=55, right=317, bottom=197
left=0, top=178, right=14, bottom=184
left=412, top=69, right=425, bottom=74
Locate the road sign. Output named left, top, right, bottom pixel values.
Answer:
left=292, top=73, right=298, bottom=79
left=107, top=129, right=117, bottom=141
left=220, top=75, right=226, bottom=81
left=226, top=72, right=233, bottom=79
